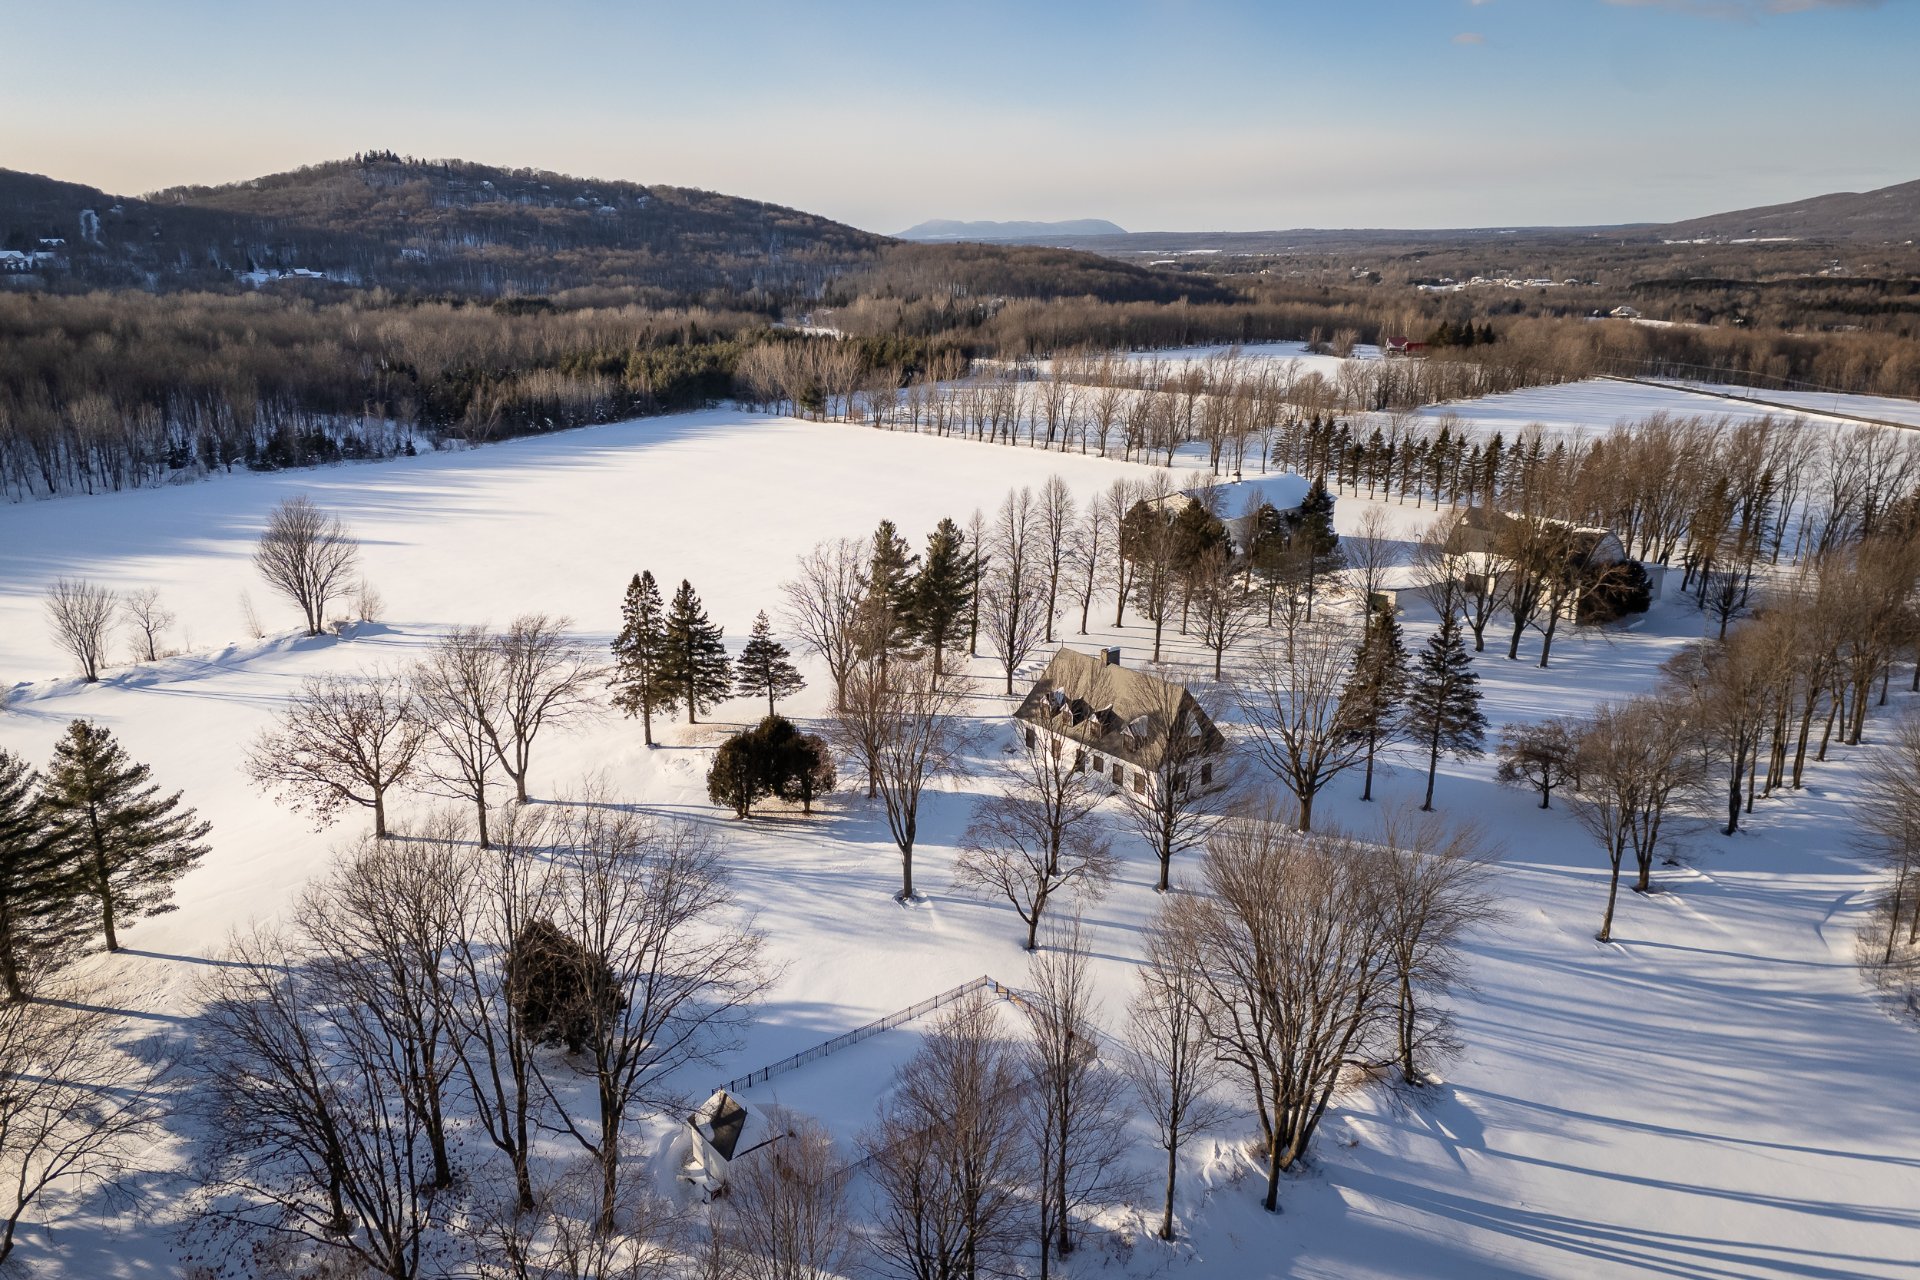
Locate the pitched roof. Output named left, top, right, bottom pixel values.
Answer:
left=1012, top=648, right=1224, bottom=772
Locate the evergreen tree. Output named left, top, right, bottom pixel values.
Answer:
left=905, top=517, right=976, bottom=676
left=660, top=580, right=731, bottom=725
left=855, top=519, right=920, bottom=673
left=734, top=611, right=806, bottom=716
left=1288, top=478, right=1343, bottom=622
left=40, top=720, right=210, bottom=952
left=1404, top=614, right=1488, bottom=812
left=1342, top=604, right=1411, bottom=802
left=611, top=570, right=672, bottom=746
left=0, top=749, right=80, bottom=1000
left=705, top=716, right=836, bottom=819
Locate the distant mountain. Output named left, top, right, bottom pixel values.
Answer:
left=896, top=218, right=1127, bottom=243
left=0, top=154, right=886, bottom=296
left=1642, top=178, right=1920, bottom=243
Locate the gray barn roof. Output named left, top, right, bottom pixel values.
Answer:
left=1012, top=648, right=1224, bottom=772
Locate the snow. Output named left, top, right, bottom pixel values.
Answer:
left=2, top=399, right=1919, bottom=1276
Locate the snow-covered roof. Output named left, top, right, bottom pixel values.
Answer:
left=1211, top=472, right=1311, bottom=518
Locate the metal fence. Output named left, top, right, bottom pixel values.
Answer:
left=717, top=974, right=1002, bottom=1096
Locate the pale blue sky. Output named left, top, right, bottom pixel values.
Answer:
left=2, top=0, right=1913, bottom=232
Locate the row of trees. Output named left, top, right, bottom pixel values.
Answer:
left=612, top=571, right=813, bottom=746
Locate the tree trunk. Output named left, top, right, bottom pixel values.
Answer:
left=1598, top=849, right=1624, bottom=942
left=1160, top=1134, right=1180, bottom=1240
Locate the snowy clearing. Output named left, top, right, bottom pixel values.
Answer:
left=1, top=401, right=1917, bottom=1277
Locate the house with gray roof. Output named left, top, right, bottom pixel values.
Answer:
left=1011, top=647, right=1227, bottom=800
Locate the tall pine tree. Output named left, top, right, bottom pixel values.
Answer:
left=856, top=519, right=919, bottom=673
left=611, top=571, right=672, bottom=745
left=41, top=720, right=210, bottom=952
left=0, top=749, right=80, bottom=1000
left=1404, top=613, right=1488, bottom=812
left=734, top=611, right=805, bottom=716
left=660, top=580, right=731, bottom=725
left=1342, top=604, right=1411, bottom=802
left=906, top=517, right=975, bottom=677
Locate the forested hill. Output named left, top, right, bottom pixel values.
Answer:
left=0, top=154, right=887, bottom=299
left=1636, top=177, right=1920, bottom=244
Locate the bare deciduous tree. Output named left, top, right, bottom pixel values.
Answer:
left=1236, top=617, right=1365, bottom=832
left=1342, top=505, right=1398, bottom=613
left=1568, top=699, right=1704, bottom=942
left=121, top=586, right=174, bottom=662
left=1118, top=667, right=1234, bottom=893
left=438, top=805, right=552, bottom=1213
left=487, top=614, right=604, bottom=803
left=830, top=661, right=971, bottom=900
left=44, top=577, right=116, bottom=682
left=246, top=669, right=427, bottom=838
left=956, top=736, right=1115, bottom=951
left=413, top=625, right=505, bottom=847
left=864, top=991, right=1028, bottom=1280
left=1175, top=814, right=1396, bottom=1213
left=1370, top=808, right=1499, bottom=1084
left=1122, top=911, right=1230, bottom=1243
left=714, top=1118, right=853, bottom=1280
left=195, top=924, right=439, bottom=1279
left=534, top=803, right=767, bottom=1231
left=298, top=833, right=464, bottom=1192
left=1022, top=922, right=1132, bottom=1275
left=254, top=494, right=361, bottom=636
left=0, top=985, right=156, bottom=1267
left=781, top=538, right=867, bottom=711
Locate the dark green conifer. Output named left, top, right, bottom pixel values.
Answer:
left=1404, top=614, right=1488, bottom=812
left=1342, top=604, right=1411, bottom=802
left=735, top=611, right=805, bottom=716
left=0, top=749, right=82, bottom=1000
left=906, top=517, right=975, bottom=676
left=611, top=570, right=672, bottom=746
left=856, top=519, right=919, bottom=673
left=41, top=720, right=210, bottom=952
left=660, top=580, right=731, bottom=725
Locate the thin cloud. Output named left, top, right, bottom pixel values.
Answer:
left=1453, top=31, right=1488, bottom=43
left=1605, top=0, right=1884, bottom=17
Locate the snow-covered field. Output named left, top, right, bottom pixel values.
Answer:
left=1414, top=374, right=1920, bottom=442
left=3, top=399, right=1919, bottom=1277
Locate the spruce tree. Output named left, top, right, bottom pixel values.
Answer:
left=0, top=749, right=80, bottom=1000
left=1288, top=476, right=1343, bottom=621
left=856, top=519, right=919, bottom=673
left=1342, top=604, right=1411, bottom=802
left=40, top=720, right=210, bottom=952
left=611, top=570, right=672, bottom=746
left=906, top=517, right=975, bottom=676
left=734, top=611, right=805, bottom=716
left=660, top=580, right=731, bottom=725
left=1404, top=613, right=1488, bottom=812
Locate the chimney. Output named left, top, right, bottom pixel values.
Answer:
left=1104, top=646, right=1122, bottom=667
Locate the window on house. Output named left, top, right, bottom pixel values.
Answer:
left=1133, top=771, right=1147, bottom=794
left=1050, top=736, right=1062, bottom=758
left=1112, top=762, right=1125, bottom=784
left=1025, top=726, right=1036, bottom=749
left=1201, top=762, right=1214, bottom=787
left=1073, top=750, right=1086, bottom=771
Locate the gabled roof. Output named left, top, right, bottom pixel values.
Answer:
left=1012, top=648, right=1224, bottom=772
left=690, top=1089, right=752, bottom=1161
left=1445, top=506, right=1625, bottom=565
